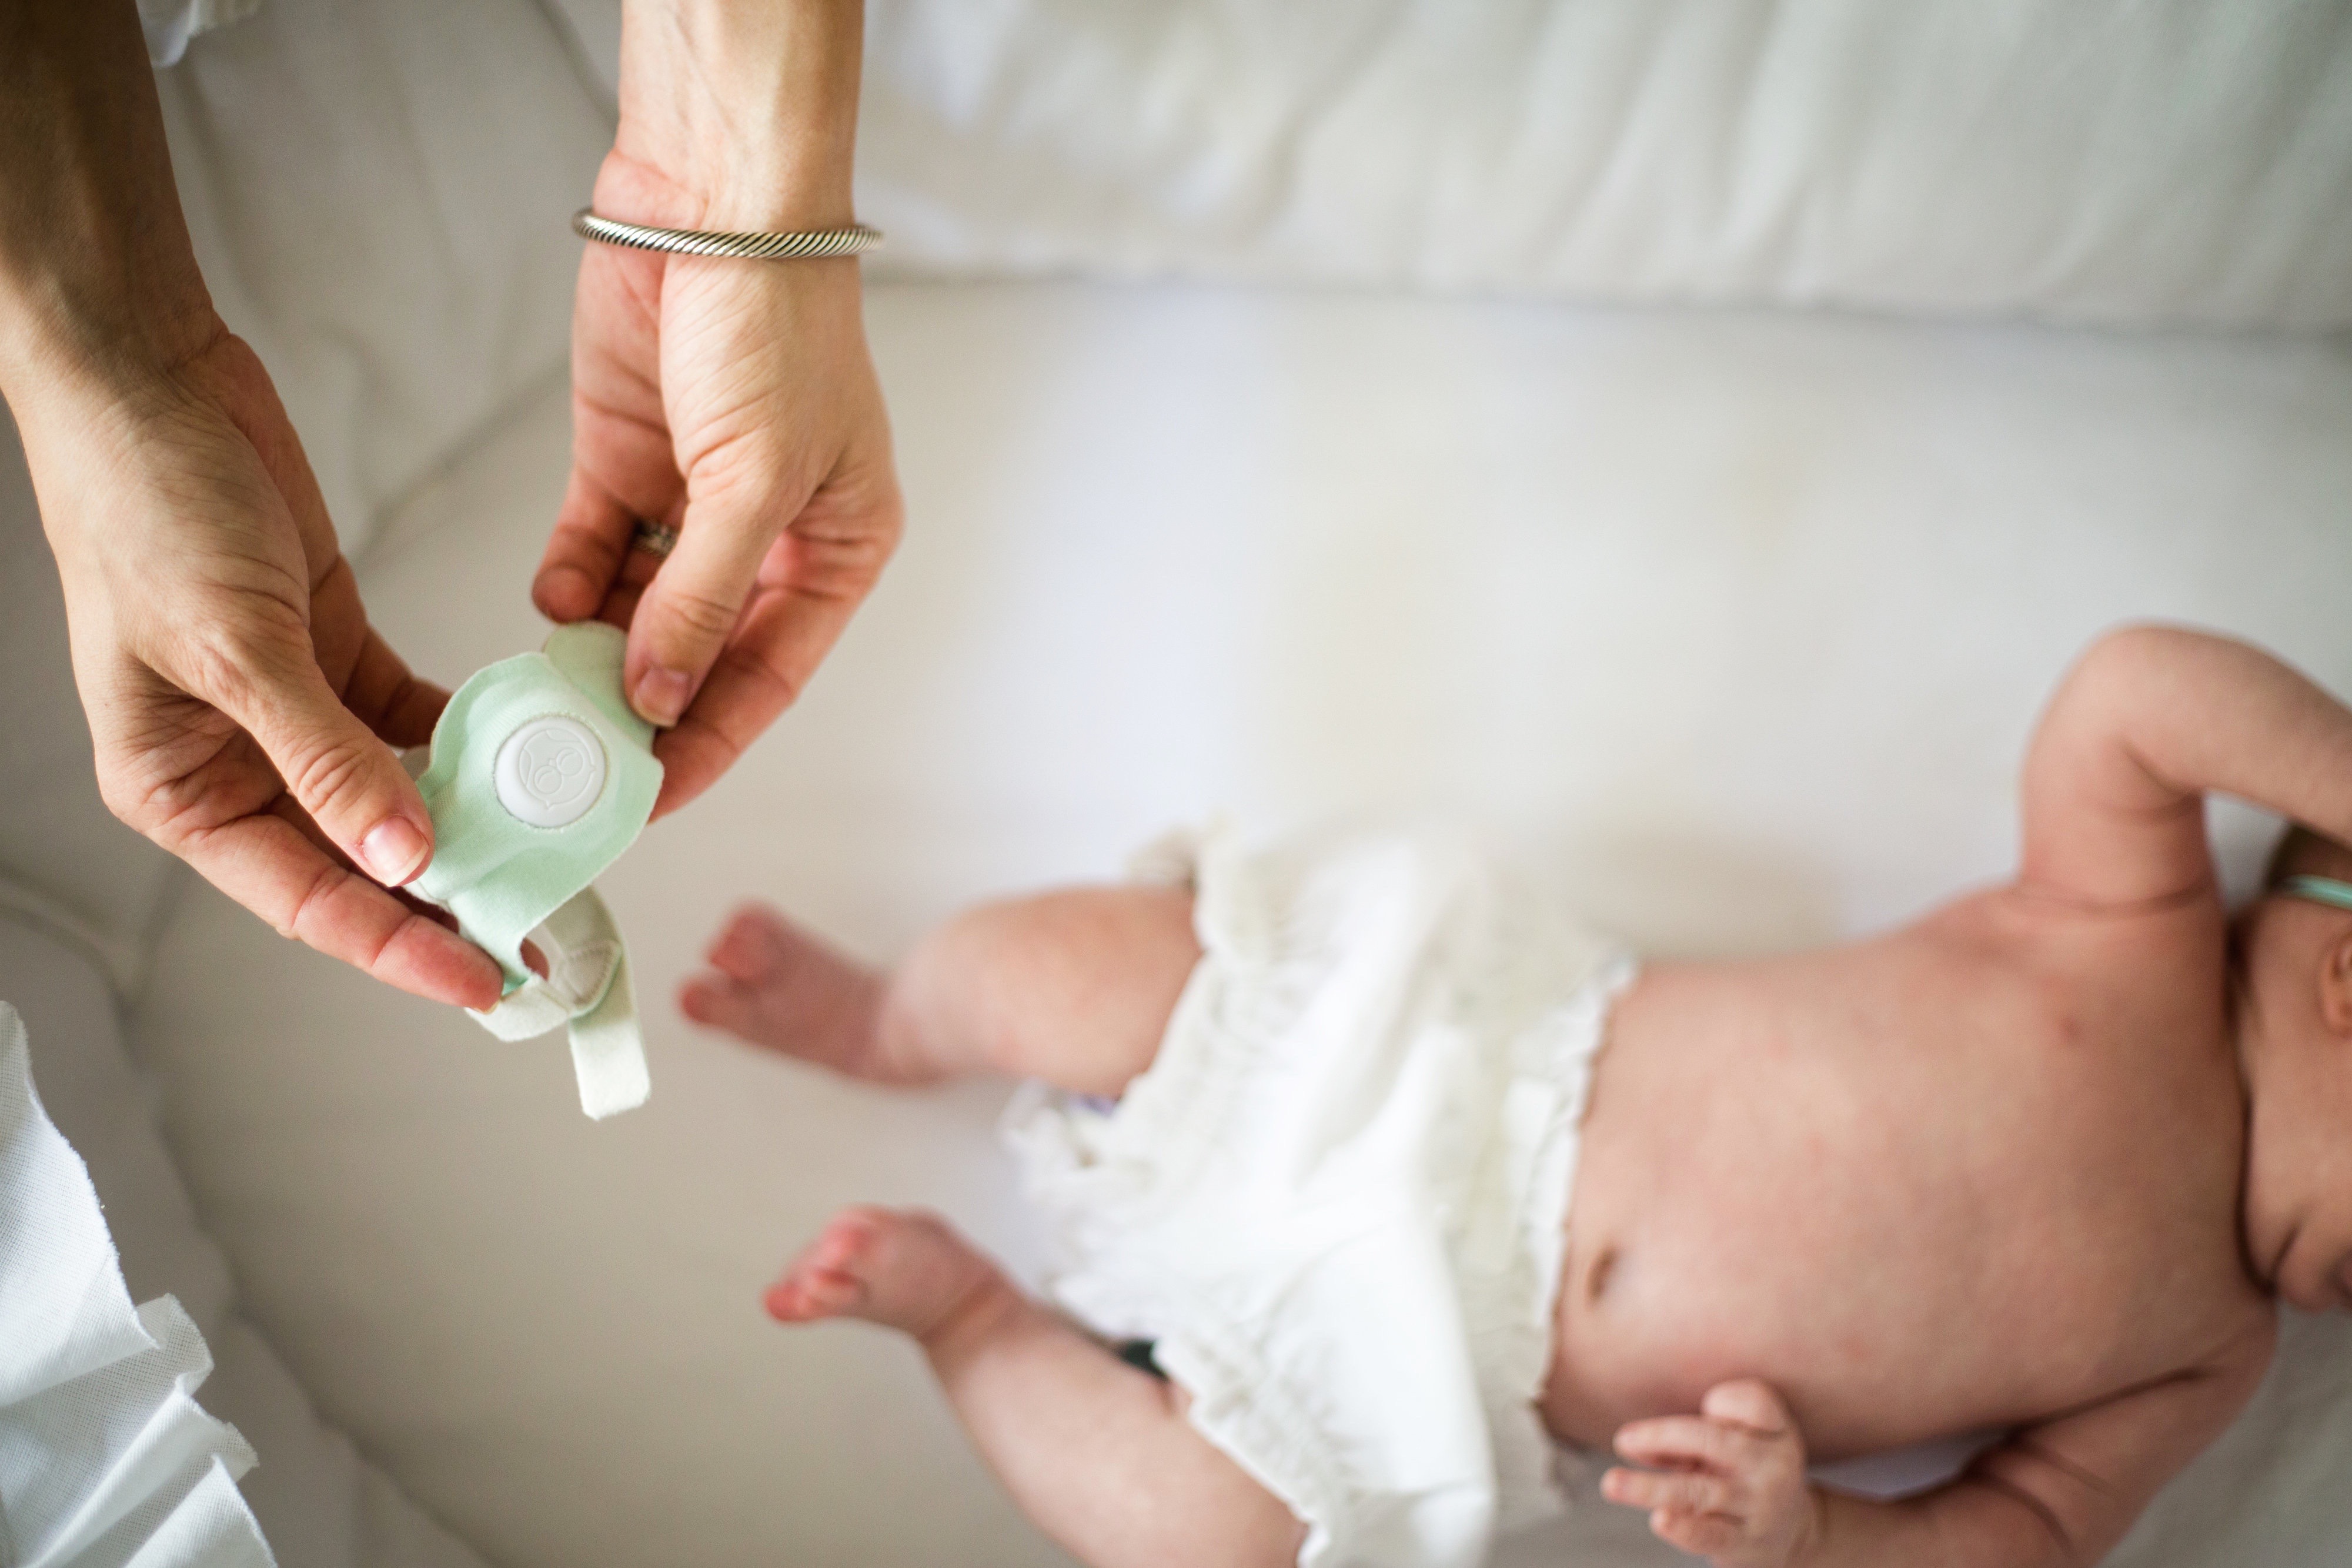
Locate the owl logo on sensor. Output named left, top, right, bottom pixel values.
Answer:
left=493, top=716, right=609, bottom=829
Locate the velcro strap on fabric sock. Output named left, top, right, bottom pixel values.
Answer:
left=470, top=887, right=649, bottom=1119
left=410, top=623, right=662, bottom=1119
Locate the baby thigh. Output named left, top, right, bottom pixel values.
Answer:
left=879, top=885, right=1200, bottom=1098
left=930, top=1288, right=1304, bottom=1568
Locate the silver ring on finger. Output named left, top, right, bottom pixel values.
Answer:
left=630, top=520, right=680, bottom=560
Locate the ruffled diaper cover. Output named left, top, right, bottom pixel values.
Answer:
left=1004, top=827, right=1634, bottom=1568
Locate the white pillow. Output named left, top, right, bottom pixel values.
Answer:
left=846, top=0, right=2352, bottom=329
left=0, top=993, right=268, bottom=1568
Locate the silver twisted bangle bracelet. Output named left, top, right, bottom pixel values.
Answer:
left=571, top=208, right=884, bottom=261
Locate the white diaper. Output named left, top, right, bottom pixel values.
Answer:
left=1003, top=826, right=1633, bottom=1568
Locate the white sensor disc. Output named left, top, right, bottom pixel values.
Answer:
left=493, top=716, right=607, bottom=828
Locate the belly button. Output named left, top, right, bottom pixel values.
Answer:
left=1584, top=1246, right=1618, bottom=1303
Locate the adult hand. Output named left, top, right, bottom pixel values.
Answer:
left=533, top=0, right=902, bottom=818
left=1, top=0, right=502, bottom=1008
left=34, top=333, right=505, bottom=1008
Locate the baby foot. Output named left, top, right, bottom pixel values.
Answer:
left=679, top=903, right=890, bottom=1077
left=765, top=1206, right=1008, bottom=1345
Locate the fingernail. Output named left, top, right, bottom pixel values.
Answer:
left=634, top=667, right=694, bottom=726
left=360, top=816, right=429, bottom=885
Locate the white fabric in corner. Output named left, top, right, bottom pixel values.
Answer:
left=0, top=1002, right=274, bottom=1568
left=0, top=904, right=492, bottom=1568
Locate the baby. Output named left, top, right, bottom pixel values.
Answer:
left=681, top=624, right=2352, bottom=1568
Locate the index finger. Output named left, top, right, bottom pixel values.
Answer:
left=340, top=624, right=451, bottom=749
left=1615, top=1416, right=1759, bottom=1475
left=647, top=571, right=867, bottom=818
left=176, top=805, right=503, bottom=1008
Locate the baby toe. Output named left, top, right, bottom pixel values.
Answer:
left=677, top=973, right=749, bottom=1029
left=764, top=1273, right=841, bottom=1322
left=708, top=905, right=791, bottom=978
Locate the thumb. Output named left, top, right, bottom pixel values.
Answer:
left=1700, top=1379, right=1793, bottom=1436
left=622, top=487, right=780, bottom=728
left=206, top=644, right=438, bottom=886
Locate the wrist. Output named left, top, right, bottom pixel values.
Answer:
left=0, top=259, right=218, bottom=417
left=609, top=0, right=863, bottom=231
left=0, top=0, right=218, bottom=410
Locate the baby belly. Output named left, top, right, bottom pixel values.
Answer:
left=1552, top=1222, right=2032, bottom=1457
left=1539, top=956, right=2244, bottom=1457
left=1538, top=1199, right=2130, bottom=1462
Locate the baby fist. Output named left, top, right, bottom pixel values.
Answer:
left=1603, top=1379, right=1820, bottom=1568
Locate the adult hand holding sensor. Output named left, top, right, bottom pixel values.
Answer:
left=411, top=623, right=662, bottom=1119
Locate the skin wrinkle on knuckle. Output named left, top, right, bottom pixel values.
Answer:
left=573, top=385, right=669, bottom=444
left=785, top=527, right=894, bottom=598
left=307, top=545, right=360, bottom=602
left=280, top=857, right=351, bottom=943
left=652, top=580, right=745, bottom=646
left=173, top=629, right=268, bottom=714
left=280, top=727, right=385, bottom=824
left=1652, top=1475, right=1714, bottom=1510
left=91, top=727, right=191, bottom=821
left=173, top=594, right=313, bottom=701
left=368, top=909, right=440, bottom=981
left=547, top=517, right=628, bottom=578
left=716, top=638, right=806, bottom=718
left=136, top=781, right=232, bottom=852
left=683, top=407, right=818, bottom=506
left=95, top=774, right=150, bottom=832
left=702, top=715, right=753, bottom=765
left=116, top=726, right=264, bottom=837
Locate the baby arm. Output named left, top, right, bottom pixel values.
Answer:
left=1606, top=1334, right=2270, bottom=1568
left=2022, top=625, right=2352, bottom=907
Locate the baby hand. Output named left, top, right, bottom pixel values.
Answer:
left=1602, top=1379, right=1820, bottom=1568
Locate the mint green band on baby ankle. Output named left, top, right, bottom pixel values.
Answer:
left=2279, top=874, right=2352, bottom=914
left=413, top=623, right=663, bottom=1119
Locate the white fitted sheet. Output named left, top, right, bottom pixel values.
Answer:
left=129, top=279, right=2352, bottom=1567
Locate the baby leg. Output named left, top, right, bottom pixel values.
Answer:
left=683, top=886, right=1199, bottom=1096
left=770, top=1206, right=1302, bottom=1568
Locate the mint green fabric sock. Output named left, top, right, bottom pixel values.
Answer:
left=412, top=623, right=661, bottom=1119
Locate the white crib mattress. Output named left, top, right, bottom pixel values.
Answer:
left=131, top=279, right=2352, bottom=1567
